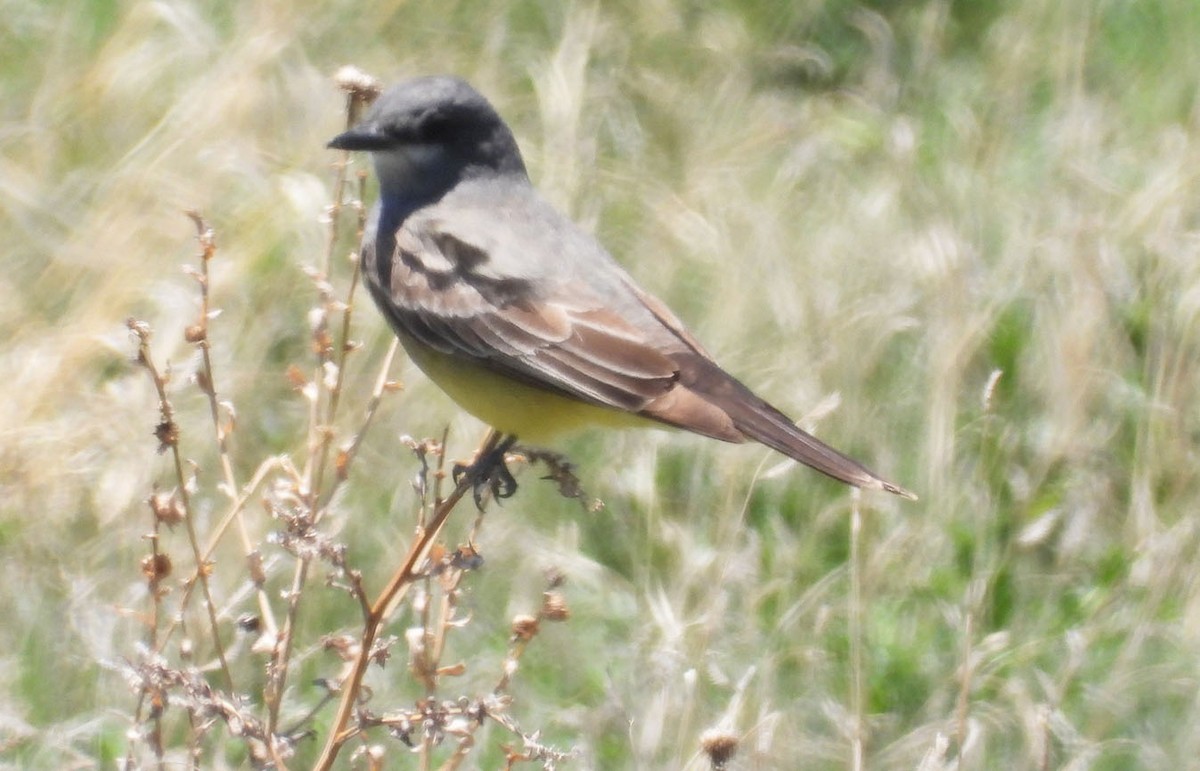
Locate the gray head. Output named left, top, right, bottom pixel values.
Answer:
left=328, top=76, right=528, bottom=198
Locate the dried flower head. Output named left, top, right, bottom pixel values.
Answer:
left=140, top=553, right=172, bottom=585
left=541, top=591, right=571, bottom=622
left=335, top=65, right=383, bottom=101
left=154, top=419, right=179, bottom=453
left=510, top=614, right=540, bottom=642
left=148, top=491, right=184, bottom=527
left=700, top=728, right=739, bottom=770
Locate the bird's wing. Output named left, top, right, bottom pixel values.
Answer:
left=371, top=200, right=743, bottom=442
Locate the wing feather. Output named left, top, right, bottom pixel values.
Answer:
left=369, top=208, right=683, bottom=414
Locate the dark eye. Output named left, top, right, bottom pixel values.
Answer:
left=413, top=108, right=455, bottom=142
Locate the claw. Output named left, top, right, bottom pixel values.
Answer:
left=453, top=435, right=519, bottom=509
left=491, top=463, right=517, bottom=500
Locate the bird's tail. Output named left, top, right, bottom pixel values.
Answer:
left=687, top=360, right=916, bottom=499
left=732, top=394, right=915, bottom=498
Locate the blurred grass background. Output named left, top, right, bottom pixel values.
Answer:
left=4, top=0, right=1200, bottom=767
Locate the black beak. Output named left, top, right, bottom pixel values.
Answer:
left=327, top=124, right=396, bottom=151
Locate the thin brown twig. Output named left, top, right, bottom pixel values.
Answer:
left=127, top=490, right=169, bottom=769
left=310, top=169, right=370, bottom=521
left=151, top=211, right=289, bottom=648
left=183, top=211, right=281, bottom=637
left=313, top=430, right=502, bottom=771
left=153, top=455, right=283, bottom=655
left=265, top=280, right=347, bottom=731
left=266, top=87, right=376, bottom=734
left=266, top=532, right=311, bottom=733
left=433, top=426, right=450, bottom=515
left=327, top=336, right=400, bottom=499
left=150, top=216, right=287, bottom=655
left=307, top=257, right=362, bottom=520
left=127, top=320, right=234, bottom=692
left=304, top=87, right=373, bottom=521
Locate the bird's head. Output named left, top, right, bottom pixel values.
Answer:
left=328, top=76, right=528, bottom=194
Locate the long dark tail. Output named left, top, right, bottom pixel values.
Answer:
left=682, top=358, right=917, bottom=499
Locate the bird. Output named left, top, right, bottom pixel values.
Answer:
left=327, top=75, right=915, bottom=502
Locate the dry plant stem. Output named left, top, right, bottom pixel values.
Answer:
left=198, top=458, right=283, bottom=570
left=320, top=91, right=363, bottom=278
left=322, top=171, right=371, bottom=490
left=267, top=139, right=368, bottom=734
left=329, top=336, right=400, bottom=494
left=152, top=213, right=290, bottom=653
left=420, top=732, right=432, bottom=771
left=429, top=426, right=452, bottom=528
left=307, top=124, right=370, bottom=521
left=438, top=743, right=473, bottom=771
left=493, top=640, right=528, bottom=697
left=131, top=325, right=234, bottom=692
left=145, top=513, right=165, bottom=651
left=266, top=485, right=317, bottom=730
left=421, top=544, right=475, bottom=691
left=129, top=495, right=168, bottom=770
left=186, top=709, right=201, bottom=771
left=308, top=247, right=363, bottom=518
left=424, top=487, right=486, bottom=686
left=418, top=575, right=436, bottom=693
left=154, top=457, right=283, bottom=653
left=186, top=212, right=280, bottom=636
left=380, top=429, right=502, bottom=623
left=420, top=587, right=461, bottom=764
left=314, top=430, right=504, bottom=771
left=849, top=489, right=864, bottom=771
left=494, top=615, right=542, bottom=697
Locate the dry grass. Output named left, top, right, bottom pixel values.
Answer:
left=4, top=0, right=1200, bottom=768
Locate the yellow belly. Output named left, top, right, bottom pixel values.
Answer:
left=399, top=333, right=656, bottom=443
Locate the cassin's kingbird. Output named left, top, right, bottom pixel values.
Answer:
left=328, top=76, right=914, bottom=500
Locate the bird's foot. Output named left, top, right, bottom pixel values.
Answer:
left=452, top=435, right=519, bottom=509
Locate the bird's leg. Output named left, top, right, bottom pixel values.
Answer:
left=452, top=434, right=519, bottom=508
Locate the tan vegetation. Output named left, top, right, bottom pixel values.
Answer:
left=3, top=0, right=1200, bottom=768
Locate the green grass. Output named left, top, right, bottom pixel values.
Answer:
left=4, top=0, right=1200, bottom=767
